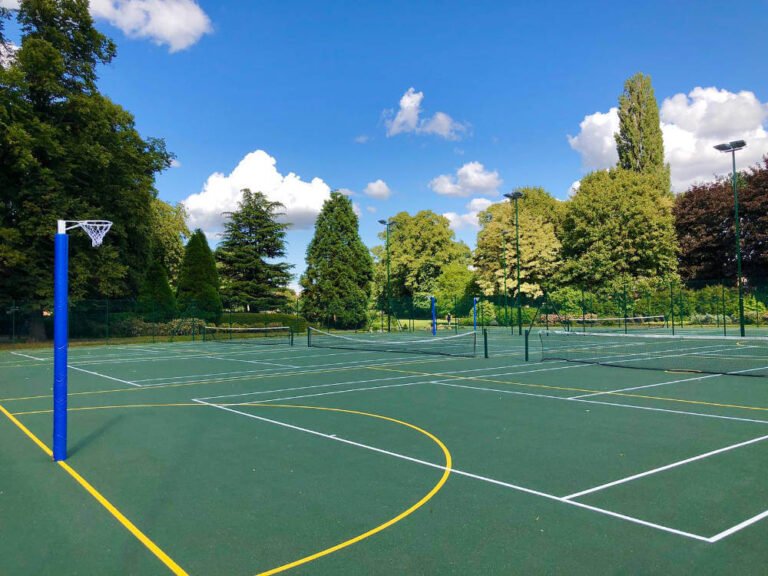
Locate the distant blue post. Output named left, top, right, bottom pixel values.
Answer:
left=53, top=227, right=69, bottom=461
left=473, top=297, right=478, bottom=331
left=431, top=296, right=437, bottom=336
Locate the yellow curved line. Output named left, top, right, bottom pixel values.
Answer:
left=244, top=404, right=452, bottom=576
left=7, top=400, right=453, bottom=575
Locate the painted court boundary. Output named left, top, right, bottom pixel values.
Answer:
left=0, top=402, right=187, bottom=575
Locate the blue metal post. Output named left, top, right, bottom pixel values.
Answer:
left=431, top=296, right=437, bottom=336
left=53, top=231, right=69, bottom=461
left=473, top=297, right=478, bottom=331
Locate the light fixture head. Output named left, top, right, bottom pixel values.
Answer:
left=714, top=140, right=747, bottom=152
left=378, top=219, right=387, bottom=225
left=504, top=191, right=524, bottom=201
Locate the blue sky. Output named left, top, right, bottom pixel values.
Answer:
left=5, top=0, right=768, bottom=287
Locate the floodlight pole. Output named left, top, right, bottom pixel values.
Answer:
left=378, top=219, right=393, bottom=332
left=504, top=191, right=524, bottom=335
left=714, top=140, right=747, bottom=337
left=501, top=231, right=508, bottom=329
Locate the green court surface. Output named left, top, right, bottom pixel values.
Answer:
left=1, top=332, right=767, bottom=575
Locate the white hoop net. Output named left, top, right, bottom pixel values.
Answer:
left=76, top=221, right=112, bottom=247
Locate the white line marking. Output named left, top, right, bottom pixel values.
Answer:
left=568, top=373, right=723, bottom=399
left=10, top=351, right=45, bottom=361
left=563, top=433, right=768, bottom=500
left=68, top=365, right=142, bottom=387
left=227, top=381, right=424, bottom=405
left=434, top=381, right=768, bottom=426
left=195, top=399, right=711, bottom=543
left=205, top=355, right=299, bottom=369
left=708, top=509, right=768, bottom=542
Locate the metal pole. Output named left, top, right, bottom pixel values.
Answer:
left=731, top=150, right=745, bottom=336
left=722, top=282, right=727, bottom=336
left=386, top=222, right=391, bottom=332
left=514, top=196, right=522, bottom=335
left=501, top=232, right=508, bottom=330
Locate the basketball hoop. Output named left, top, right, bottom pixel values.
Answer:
left=59, top=220, right=113, bottom=247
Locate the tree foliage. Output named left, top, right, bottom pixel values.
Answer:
left=561, top=169, right=677, bottom=288
left=176, top=229, right=221, bottom=322
left=474, top=188, right=563, bottom=298
left=149, top=199, right=189, bottom=286
left=371, top=210, right=470, bottom=301
left=615, top=73, right=667, bottom=182
left=216, top=189, right=292, bottom=310
left=675, top=156, right=768, bottom=284
left=300, top=191, right=372, bottom=328
left=0, top=0, right=172, bottom=303
left=137, top=257, right=176, bottom=321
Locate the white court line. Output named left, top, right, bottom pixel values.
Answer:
left=568, top=373, right=724, bottom=399
left=709, top=509, right=768, bottom=543
left=225, top=381, right=425, bottom=406
left=194, top=399, right=710, bottom=543
left=10, top=351, right=45, bottom=361
left=563, top=433, right=768, bottom=500
left=198, top=372, right=429, bottom=402
left=205, top=355, right=299, bottom=369
left=68, top=365, right=142, bottom=387
left=434, top=381, right=768, bottom=426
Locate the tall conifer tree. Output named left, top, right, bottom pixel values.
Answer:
left=176, top=229, right=222, bottom=322
left=300, top=191, right=372, bottom=328
left=216, top=189, right=292, bottom=310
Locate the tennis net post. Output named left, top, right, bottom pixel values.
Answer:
left=483, top=328, right=489, bottom=358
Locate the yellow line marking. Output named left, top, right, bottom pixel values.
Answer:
left=0, top=402, right=188, bottom=575
left=244, top=404, right=452, bottom=576
left=366, top=366, right=768, bottom=412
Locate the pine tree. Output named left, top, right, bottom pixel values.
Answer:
left=216, top=189, right=293, bottom=311
left=300, top=191, right=372, bottom=328
left=176, top=229, right=222, bottom=322
left=137, top=258, right=176, bottom=321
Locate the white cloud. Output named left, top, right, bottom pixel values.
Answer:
left=567, top=107, right=620, bottom=170
left=363, top=179, right=391, bottom=199
left=365, top=206, right=377, bottom=214
left=337, top=188, right=355, bottom=196
left=429, top=161, right=502, bottom=197
left=0, top=41, right=18, bottom=68
left=352, top=202, right=362, bottom=217
left=568, top=180, right=581, bottom=197
left=182, top=150, right=331, bottom=235
left=444, top=197, right=494, bottom=231
left=354, top=135, right=369, bottom=144
left=170, top=158, right=182, bottom=168
left=89, top=0, right=212, bottom=52
left=568, top=87, right=768, bottom=191
left=1, top=0, right=211, bottom=52
left=385, top=87, right=467, bottom=140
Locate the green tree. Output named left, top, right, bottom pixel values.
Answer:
left=216, top=189, right=293, bottom=310
left=561, top=169, right=677, bottom=288
left=434, top=261, right=475, bottom=316
left=149, top=199, right=189, bottom=286
left=0, top=0, right=172, bottom=306
left=473, top=188, right=563, bottom=299
left=176, top=229, right=222, bottom=322
left=137, top=258, right=176, bottom=321
left=371, top=210, right=470, bottom=305
left=300, top=191, right=372, bottom=328
left=615, top=74, right=666, bottom=174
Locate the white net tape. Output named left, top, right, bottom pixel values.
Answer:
left=77, top=221, right=112, bottom=247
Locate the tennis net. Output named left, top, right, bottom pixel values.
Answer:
left=571, top=315, right=666, bottom=332
left=538, top=330, right=768, bottom=377
left=203, top=326, right=293, bottom=345
left=308, top=327, right=477, bottom=357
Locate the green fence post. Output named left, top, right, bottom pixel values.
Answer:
left=670, top=282, right=676, bottom=336
left=483, top=328, right=489, bottom=359
left=524, top=329, right=529, bottom=361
